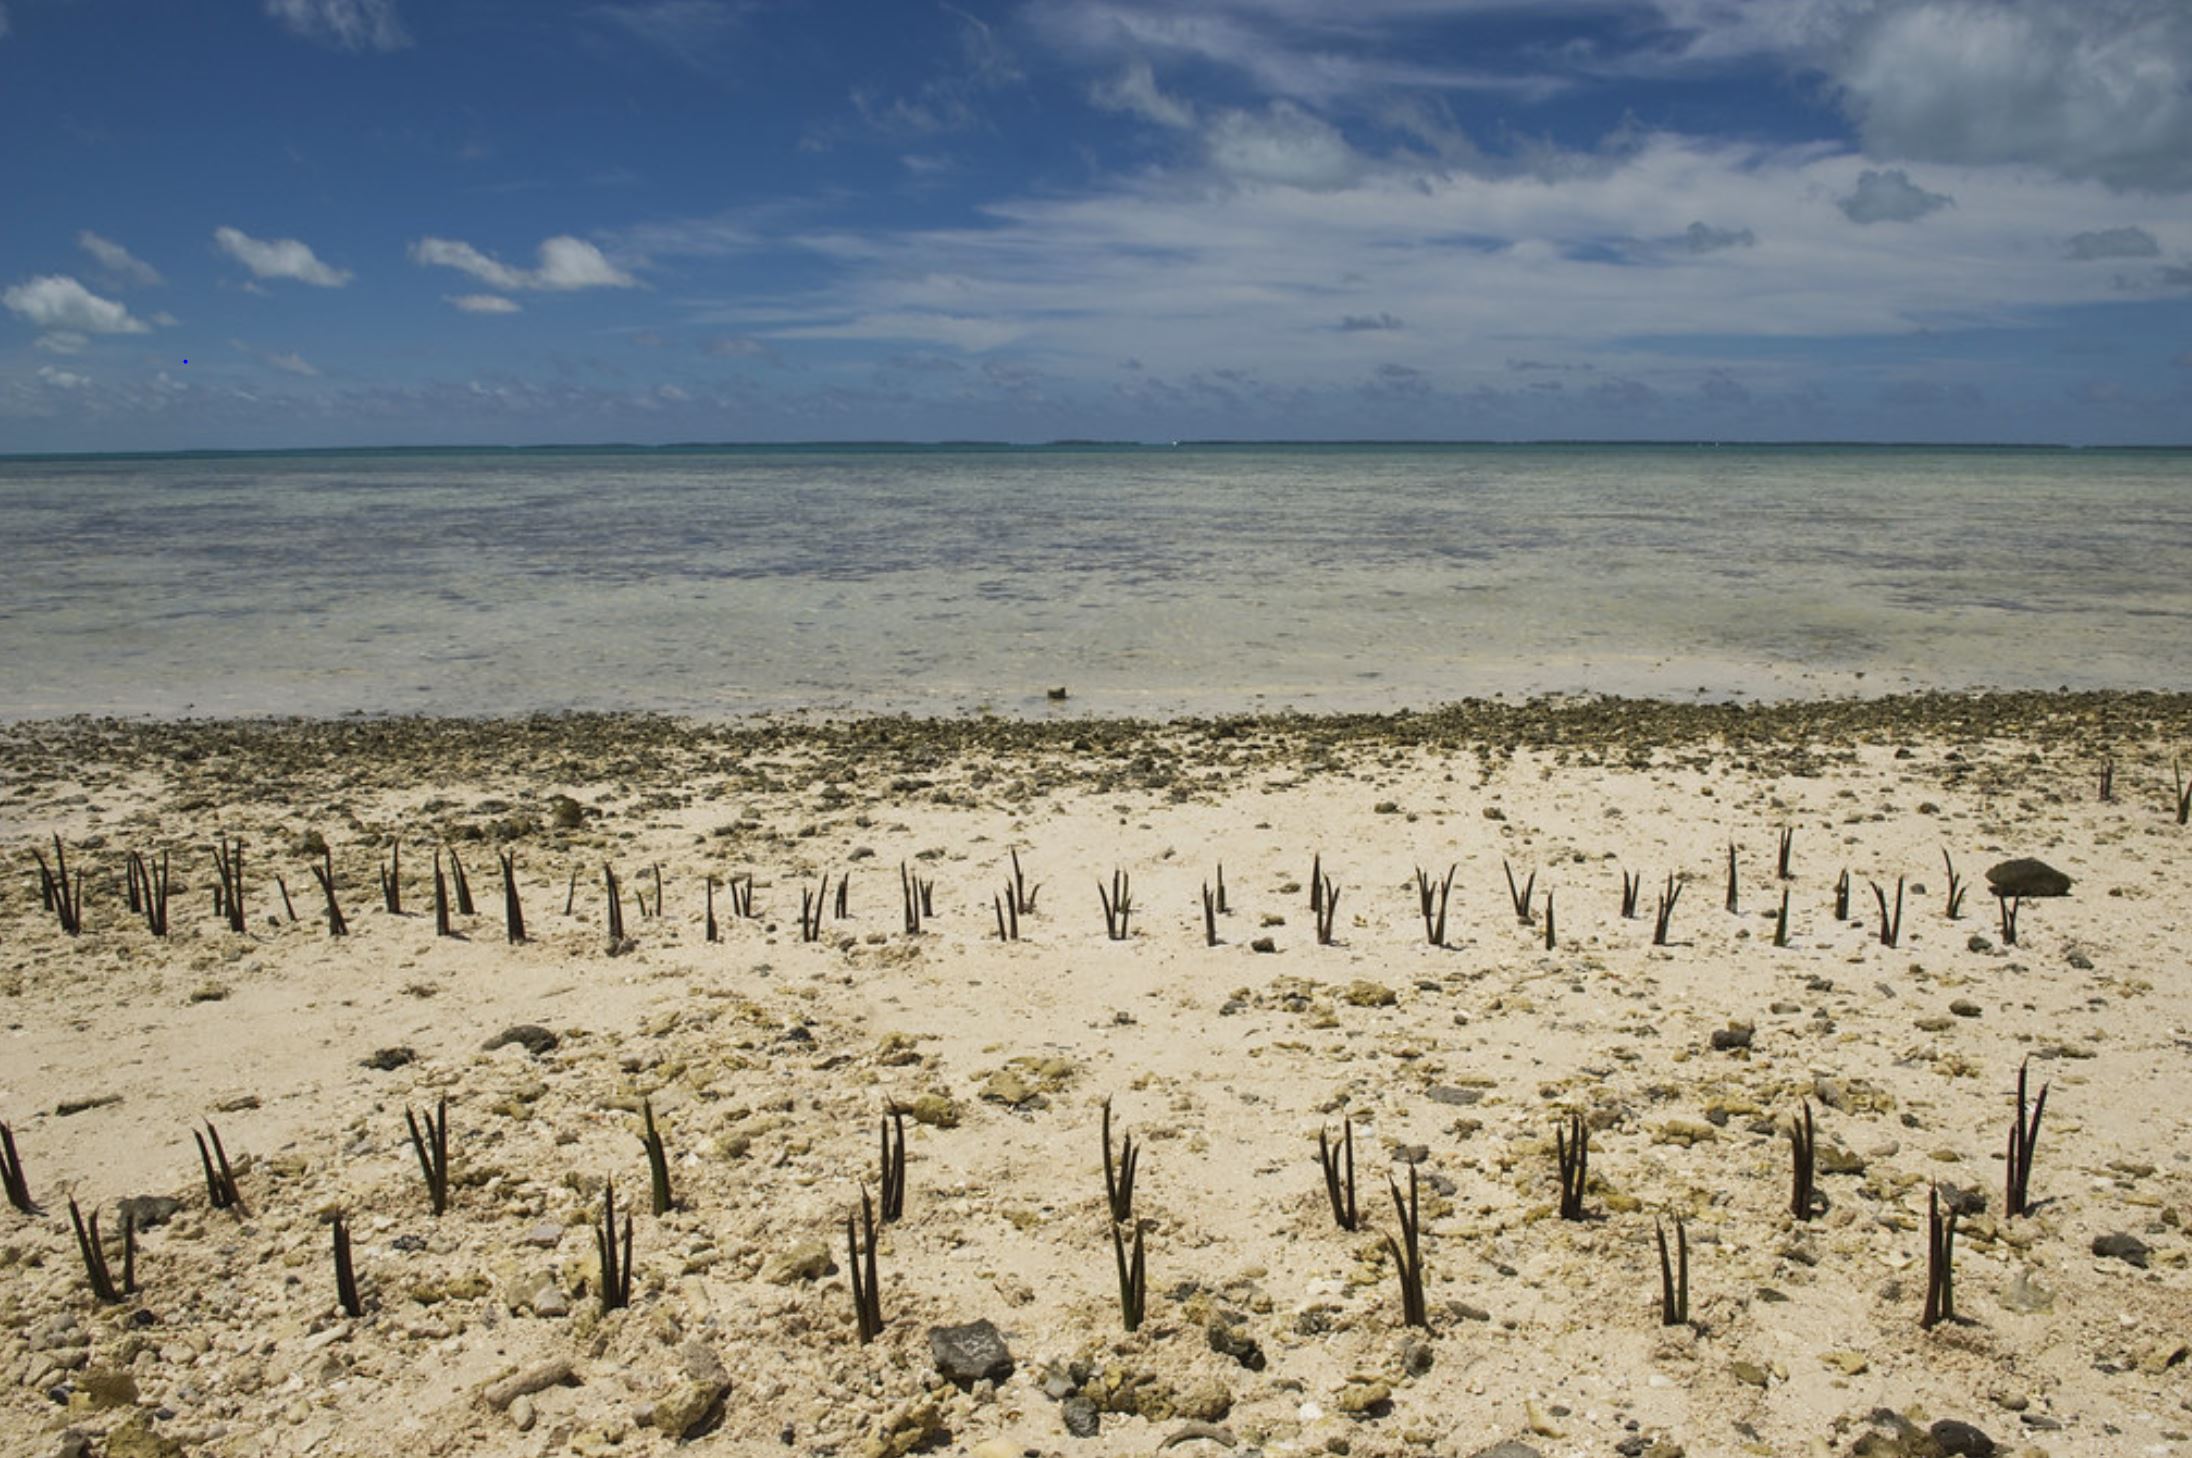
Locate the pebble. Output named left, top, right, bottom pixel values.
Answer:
left=1063, top=1395, right=1101, bottom=1437
left=2093, top=1232, right=2150, bottom=1267
left=1930, top=1418, right=1997, bottom=1456
left=482, top=1025, right=558, bottom=1056
left=928, top=1319, right=1014, bottom=1387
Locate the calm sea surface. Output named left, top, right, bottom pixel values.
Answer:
left=1, top=444, right=2187, bottom=719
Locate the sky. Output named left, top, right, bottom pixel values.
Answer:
left=3, top=0, right=2192, bottom=450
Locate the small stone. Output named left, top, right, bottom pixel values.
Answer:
left=1341, top=980, right=1396, bottom=1008
left=1730, top=1360, right=1769, bottom=1388
left=929, top=1320, right=1014, bottom=1387
left=55, top=1432, right=93, bottom=1458
left=1250, top=937, right=1277, bottom=954
left=530, top=1286, right=571, bottom=1318
left=1710, top=1023, right=1754, bottom=1051
left=1401, top=1337, right=1433, bottom=1377
left=1467, top=1444, right=1543, bottom=1458
left=1157, top=1421, right=1237, bottom=1450
left=362, top=1046, right=416, bottom=1071
left=79, top=1367, right=139, bottom=1408
left=1047, top=686, right=1069, bottom=701
left=2093, top=1232, right=2150, bottom=1268
left=1821, top=1351, right=1870, bottom=1375
left=116, top=1195, right=183, bottom=1230
left=1949, top=1000, right=1981, bottom=1019
left=907, top=1093, right=960, bottom=1129
left=651, top=1378, right=727, bottom=1440
left=1206, top=1318, right=1266, bottom=1371
left=1063, top=1396, right=1101, bottom=1437
left=102, top=1414, right=183, bottom=1458
left=508, top=1395, right=536, bottom=1432
left=548, top=795, right=585, bottom=829
left=1334, top=1377, right=1391, bottom=1416
left=1427, top=1085, right=1481, bottom=1107
left=1938, top=1184, right=1987, bottom=1217
left=763, top=1239, right=834, bottom=1284
left=1929, top=1419, right=1997, bottom=1456
left=1526, top=1399, right=1566, bottom=1437
left=1999, top=1269, right=2055, bottom=1313
left=483, top=1025, right=557, bottom=1056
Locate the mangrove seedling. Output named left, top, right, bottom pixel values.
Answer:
left=1789, top=1101, right=1816, bottom=1222
left=1556, top=1112, right=1589, bottom=1221
left=1213, top=862, right=1227, bottom=914
left=68, top=1198, right=127, bottom=1304
left=879, top=1103, right=907, bottom=1222
left=310, top=848, right=346, bottom=938
left=641, top=1098, right=673, bottom=1216
left=1921, top=1184, right=1957, bottom=1329
left=800, top=875, right=829, bottom=943
left=1112, top=1216, right=1147, bottom=1333
left=1834, top=869, right=1851, bottom=922
left=2099, top=757, right=2115, bottom=802
left=1725, top=842, right=1739, bottom=914
left=1655, top=1216, right=1689, bottom=1326
left=603, top=864, right=626, bottom=950
left=1102, top=1096, right=1139, bottom=1224
left=1504, top=859, right=1537, bottom=925
left=1652, top=876, right=1681, bottom=947
left=2006, top=1058, right=2049, bottom=1219
left=196, top=1122, right=243, bottom=1212
left=1099, top=869, right=1133, bottom=941
left=1009, top=848, right=1040, bottom=914
left=1773, top=888, right=1789, bottom=948
left=704, top=875, right=719, bottom=943
left=130, top=849, right=171, bottom=937
left=1777, top=826, right=1794, bottom=880
left=1620, top=869, right=1641, bottom=921
left=596, top=1178, right=634, bottom=1313
left=847, top=1185, right=882, bottom=1343
left=333, top=1212, right=362, bottom=1318
left=1314, top=872, right=1340, bottom=946
left=1942, top=850, right=1967, bottom=919
left=406, top=1097, right=450, bottom=1216
left=1309, top=852, right=1322, bottom=914
left=1, top=1121, right=39, bottom=1214
left=1200, top=881, right=1217, bottom=947
left=995, top=887, right=1020, bottom=942
left=2176, top=759, right=2191, bottom=825
left=1384, top=1165, right=1428, bottom=1330
left=500, top=851, right=526, bottom=944
left=449, top=849, right=474, bottom=916
left=212, top=835, right=246, bottom=933
left=834, top=875, right=849, bottom=919
left=1871, top=876, right=1904, bottom=948
left=1417, top=864, right=1455, bottom=947
left=1543, top=890, right=1556, bottom=952
left=1998, top=893, right=2022, bottom=947
left=432, top=852, right=452, bottom=938
left=1319, top=1121, right=1358, bottom=1231
left=380, top=841, right=403, bottom=915
left=899, top=863, right=926, bottom=934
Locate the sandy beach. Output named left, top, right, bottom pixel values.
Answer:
left=3, top=692, right=2190, bottom=1458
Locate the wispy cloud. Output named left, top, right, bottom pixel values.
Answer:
left=589, top=0, right=748, bottom=65
left=410, top=236, right=638, bottom=291
left=233, top=339, right=321, bottom=376
left=214, top=226, right=354, bottom=286
left=447, top=293, right=522, bottom=314
left=77, top=230, right=163, bottom=286
left=2066, top=226, right=2160, bottom=261
left=263, top=0, right=409, bottom=52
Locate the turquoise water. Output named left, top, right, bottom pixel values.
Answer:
left=1, top=443, right=2187, bottom=718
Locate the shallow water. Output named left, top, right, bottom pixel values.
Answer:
left=1, top=443, right=2187, bottom=719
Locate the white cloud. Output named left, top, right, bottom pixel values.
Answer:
left=2066, top=226, right=2160, bottom=261
left=268, top=351, right=320, bottom=377
left=0, top=7, right=11, bottom=43
left=1205, top=102, right=1361, bottom=189
left=214, top=226, right=354, bottom=286
left=770, top=312, right=1027, bottom=351
left=410, top=235, right=637, bottom=291
left=448, top=293, right=523, bottom=314
left=591, top=1, right=745, bottom=60
left=655, top=383, right=690, bottom=402
left=1092, top=59, right=1195, bottom=128
left=77, top=231, right=163, bottom=287
left=37, top=366, right=91, bottom=390
left=1837, top=168, right=1952, bottom=224
left=3, top=274, right=151, bottom=334
left=263, top=0, right=410, bottom=52
left=150, top=311, right=180, bottom=327
left=34, top=331, right=89, bottom=354
left=1684, top=220, right=1756, bottom=252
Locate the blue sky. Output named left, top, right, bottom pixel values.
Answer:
left=3, top=0, right=2191, bottom=449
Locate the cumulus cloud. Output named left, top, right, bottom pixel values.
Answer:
left=1092, top=59, right=1195, bottom=128
left=2066, top=226, right=2160, bottom=261
left=448, top=294, right=523, bottom=314
left=77, top=231, right=163, bottom=286
left=410, top=236, right=637, bottom=291
left=1205, top=102, right=1360, bottom=189
left=1684, top=221, right=1756, bottom=253
left=1837, top=168, right=1952, bottom=224
left=3, top=274, right=151, bottom=334
left=263, top=0, right=409, bottom=52
left=214, top=226, right=353, bottom=286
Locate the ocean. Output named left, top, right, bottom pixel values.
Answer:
left=1, top=443, right=2187, bottom=720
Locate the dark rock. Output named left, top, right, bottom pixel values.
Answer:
left=1937, top=1184, right=1987, bottom=1217
left=2092, top=1232, right=2150, bottom=1268
left=1467, top=1444, right=1543, bottom=1458
left=1401, top=1337, right=1434, bottom=1377
left=483, top=1025, right=557, bottom=1056
left=547, top=795, right=585, bottom=830
left=361, top=1046, right=415, bottom=1071
left=1063, top=1396, right=1101, bottom=1437
left=1711, top=1023, right=1755, bottom=1051
left=1428, top=1085, right=1482, bottom=1106
left=116, top=1195, right=182, bottom=1230
left=1158, top=1422, right=1237, bottom=1450
left=1206, top=1319, right=1266, bottom=1371
left=1985, top=859, right=2071, bottom=898
left=56, top=1431, right=93, bottom=1458
left=1250, top=937, right=1277, bottom=954
left=1930, top=1419, right=1997, bottom=1456
left=928, top=1320, right=1013, bottom=1387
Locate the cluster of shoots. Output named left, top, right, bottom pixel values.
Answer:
left=1008, top=849, right=1039, bottom=916
left=432, top=851, right=454, bottom=938
left=1921, top=1184, right=1957, bottom=1328
left=596, top=1179, right=635, bottom=1313
left=1789, top=1102, right=1816, bottom=1221
left=1777, top=826, right=1794, bottom=880
left=847, top=1185, right=882, bottom=1342
left=900, top=863, right=933, bottom=934
left=380, top=842, right=403, bottom=915
left=2099, top=757, right=2115, bottom=802
left=641, top=1099, right=674, bottom=1216
left=2005, top=1058, right=2048, bottom=1218
left=1834, top=870, right=1851, bottom=922
left=1653, top=876, right=1681, bottom=947
left=879, top=1104, right=907, bottom=1222
left=994, top=883, right=1021, bottom=942
left=1200, top=879, right=1219, bottom=947
left=1998, top=893, right=2023, bottom=946
left=1556, top=1113, right=1589, bottom=1221
left=196, top=1122, right=243, bottom=1212
left=800, top=874, right=831, bottom=943
left=602, top=864, right=627, bottom=950
left=448, top=849, right=474, bottom=915
left=1773, top=888, right=1790, bottom=948
left=69, top=1198, right=133, bottom=1304
left=1654, top=1216, right=1689, bottom=1326
left=332, top=1213, right=362, bottom=1318
left=1313, top=871, right=1340, bottom=946
left=1503, top=859, right=1537, bottom=925
left=1102, top=1097, right=1147, bottom=1332
left=1417, top=864, right=1455, bottom=946
left=724, top=874, right=756, bottom=919
left=406, top=1098, right=450, bottom=1215
left=210, top=836, right=246, bottom=933
left=1942, top=851, right=1967, bottom=919
left=1871, top=876, right=1904, bottom=948
left=1384, top=1166, right=1428, bottom=1329
left=311, top=848, right=348, bottom=937
left=2176, top=760, right=2191, bottom=825
left=1620, top=869, right=1641, bottom=920
left=500, top=852, right=525, bottom=943
left=126, top=849, right=171, bottom=937
left=33, top=836, right=84, bottom=936
left=1319, top=1121, right=1358, bottom=1231
left=1099, top=869, right=1134, bottom=941
left=1, top=1122, right=37, bottom=1213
